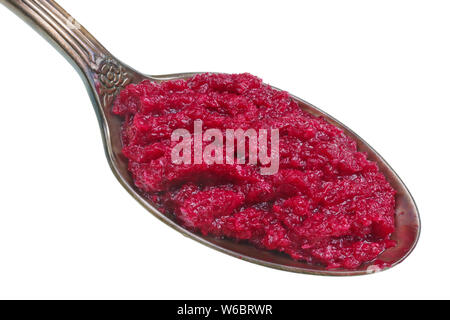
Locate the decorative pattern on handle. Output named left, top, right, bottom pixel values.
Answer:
left=17, top=0, right=134, bottom=108
left=96, top=59, right=131, bottom=106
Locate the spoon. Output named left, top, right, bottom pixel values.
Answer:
left=0, top=0, right=420, bottom=276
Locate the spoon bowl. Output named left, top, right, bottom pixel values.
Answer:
left=1, top=0, right=420, bottom=276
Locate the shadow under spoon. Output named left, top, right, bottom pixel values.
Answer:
left=0, top=0, right=421, bottom=276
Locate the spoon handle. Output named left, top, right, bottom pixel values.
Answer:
left=0, top=0, right=139, bottom=107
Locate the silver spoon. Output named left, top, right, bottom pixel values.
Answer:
left=0, top=0, right=420, bottom=276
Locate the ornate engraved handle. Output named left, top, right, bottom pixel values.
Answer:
left=0, top=0, right=136, bottom=107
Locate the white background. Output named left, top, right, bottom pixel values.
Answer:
left=0, top=0, right=447, bottom=299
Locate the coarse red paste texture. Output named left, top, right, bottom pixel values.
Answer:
left=113, top=73, right=396, bottom=269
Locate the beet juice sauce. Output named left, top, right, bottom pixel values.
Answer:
left=112, top=73, right=396, bottom=269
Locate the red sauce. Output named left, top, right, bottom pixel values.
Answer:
left=113, top=73, right=396, bottom=269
